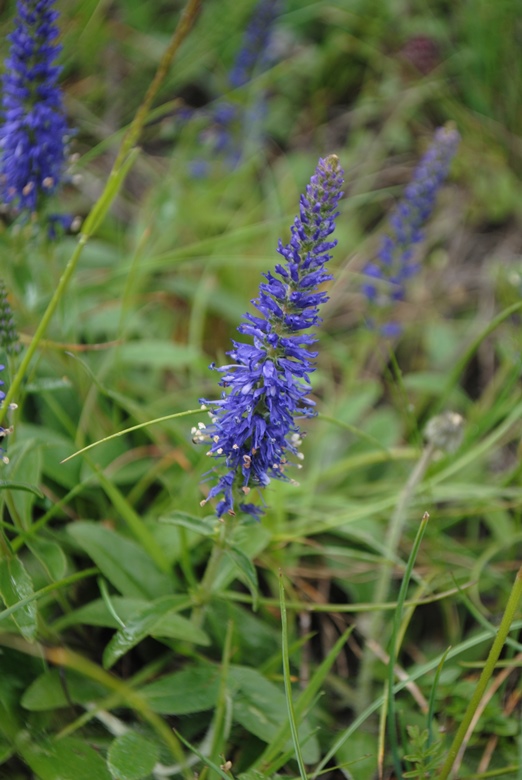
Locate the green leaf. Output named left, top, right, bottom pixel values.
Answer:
left=213, top=524, right=271, bottom=592
left=229, top=666, right=319, bottom=763
left=108, top=732, right=159, bottom=780
left=160, top=511, right=218, bottom=536
left=5, top=441, right=41, bottom=530
left=0, top=556, right=37, bottom=641
left=67, top=522, right=173, bottom=600
left=94, top=470, right=171, bottom=573
left=226, top=545, right=259, bottom=610
left=25, top=377, right=73, bottom=393
left=16, top=424, right=81, bottom=490
left=117, top=340, right=199, bottom=368
left=103, top=595, right=207, bottom=669
left=335, top=731, right=378, bottom=780
left=140, top=665, right=220, bottom=714
left=22, top=669, right=108, bottom=711
left=27, top=538, right=67, bottom=581
left=0, top=481, right=44, bottom=497
left=52, top=597, right=149, bottom=631
left=0, top=736, right=14, bottom=764
left=18, top=733, right=112, bottom=780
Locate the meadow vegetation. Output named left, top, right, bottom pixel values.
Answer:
left=1, top=1, right=522, bottom=778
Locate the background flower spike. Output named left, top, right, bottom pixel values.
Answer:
left=195, top=154, right=344, bottom=518
left=0, top=0, right=70, bottom=213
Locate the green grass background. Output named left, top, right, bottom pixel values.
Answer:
left=1, top=0, right=522, bottom=778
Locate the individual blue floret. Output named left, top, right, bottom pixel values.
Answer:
left=0, top=0, right=70, bottom=213
left=194, top=155, right=344, bottom=518
left=362, top=125, right=460, bottom=334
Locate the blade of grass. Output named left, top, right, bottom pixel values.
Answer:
left=93, top=464, right=171, bottom=574
left=435, top=301, right=522, bottom=414
left=280, top=571, right=308, bottom=780
left=61, top=408, right=202, bottom=464
left=387, top=511, right=430, bottom=777
left=258, top=627, right=353, bottom=771
left=173, top=728, right=235, bottom=780
left=309, top=618, right=522, bottom=779
left=0, top=568, right=98, bottom=625
left=427, top=646, right=451, bottom=748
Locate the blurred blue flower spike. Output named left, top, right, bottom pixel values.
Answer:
left=362, top=125, right=460, bottom=334
left=184, top=0, right=282, bottom=171
left=0, top=0, right=70, bottom=213
left=228, top=0, right=281, bottom=89
left=194, top=155, right=344, bottom=518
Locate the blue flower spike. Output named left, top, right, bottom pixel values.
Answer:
left=362, top=125, right=460, bottom=334
left=228, top=0, right=281, bottom=89
left=194, top=154, right=344, bottom=518
left=0, top=0, right=70, bottom=213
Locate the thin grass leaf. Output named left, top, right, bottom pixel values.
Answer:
left=279, top=571, right=308, bottom=780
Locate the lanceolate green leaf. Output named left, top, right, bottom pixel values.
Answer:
left=67, top=522, right=173, bottom=600
left=17, top=734, right=112, bottom=780
left=140, top=665, right=221, bottom=715
left=0, top=556, right=37, bottom=641
left=107, top=731, right=160, bottom=780
left=103, top=595, right=206, bottom=669
left=226, top=545, right=259, bottom=610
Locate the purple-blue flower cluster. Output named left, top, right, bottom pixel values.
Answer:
left=228, top=0, right=281, bottom=89
left=194, top=155, right=344, bottom=518
left=183, top=0, right=281, bottom=172
left=0, top=0, right=69, bottom=212
left=362, top=126, right=460, bottom=334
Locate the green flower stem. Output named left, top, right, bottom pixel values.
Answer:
left=438, top=566, right=522, bottom=780
left=0, top=0, right=202, bottom=427
left=357, top=441, right=435, bottom=714
left=191, top=519, right=233, bottom=628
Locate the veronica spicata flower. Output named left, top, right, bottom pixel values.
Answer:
left=184, top=0, right=281, bottom=173
left=194, top=155, right=344, bottom=517
left=228, top=0, right=281, bottom=89
left=0, top=0, right=70, bottom=212
left=362, top=125, right=460, bottom=335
